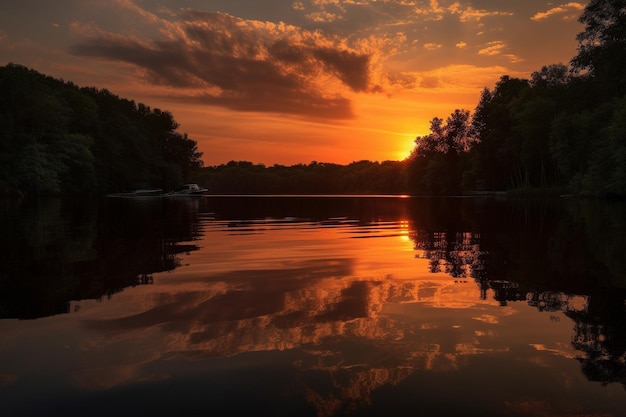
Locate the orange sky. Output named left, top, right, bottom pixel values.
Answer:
left=0, top=1, right=589, bottom=165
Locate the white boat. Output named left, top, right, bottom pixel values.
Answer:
left=166, top=184, right=208, bottom=196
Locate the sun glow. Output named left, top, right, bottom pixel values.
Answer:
left=398, top=133, right=417, bottom=160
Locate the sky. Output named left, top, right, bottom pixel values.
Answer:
left=0, top=0, right=589, bottom=166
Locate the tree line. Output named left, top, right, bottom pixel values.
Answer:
left=407, top=0, right=626, bottom=197
left=0, top=64, right=203, bottom=195
left=193, top=160, right=407, bottom=194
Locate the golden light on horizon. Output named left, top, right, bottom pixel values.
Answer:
left=398, top=133, right=418, bottom=160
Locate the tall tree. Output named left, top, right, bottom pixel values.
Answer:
left=513, top=93, right=560, bottom=188
left=571, top=0, right=626, bottom=96
left=408, top=109, right=477, bottom=195
left=467, top=76, right=530, bottom=190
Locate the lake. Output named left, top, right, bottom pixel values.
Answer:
left=1, top=195, right=625, bottom=417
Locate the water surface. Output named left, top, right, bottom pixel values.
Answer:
left=1, top=196, right=625, bottom=416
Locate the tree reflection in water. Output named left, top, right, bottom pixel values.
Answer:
left=407, top=197, right=626, bottom=388
left=0, top=197, right=202, bottom=319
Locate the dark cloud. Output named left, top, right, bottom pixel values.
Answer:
left=189, top=91, right=354, bottom=119
left=69, top=11, right=377, bottom=119
left=312, top=47, right=370, bottom=91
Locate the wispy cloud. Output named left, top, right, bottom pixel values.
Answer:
left=478, top=40, right=506, bottom=56
left=387, top=64, right=513, bottom=91
left=453, top=5, right=513, bottom=23
left=413, top=0, right=513, bottom=23
left=531, top=2, right=585, bottom=21
left=504, top=54, right=524, bottom=64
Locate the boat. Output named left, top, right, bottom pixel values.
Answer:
left=166, top=183, right=208, bottom=196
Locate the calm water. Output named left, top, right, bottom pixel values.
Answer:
left=1, top=195, right=625, bottom=417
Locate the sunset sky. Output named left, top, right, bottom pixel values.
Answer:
left=0, top=0, right=588, bottom=165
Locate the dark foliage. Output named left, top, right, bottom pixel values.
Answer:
left=406, top=2, right=626, bottom=197
left=406, top=109, right=477, bottom=195
left=0, top=64, right=203, bottom=195
left=193, top=160, right=409, bottom=194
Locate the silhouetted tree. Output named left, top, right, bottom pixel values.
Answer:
left=194, top=160, right=409, bottom=194
left=407, top=109, right=477, bottom=195
left=464, top=76, right=530, bottom=191
left=529, top=63, right=572, bottom=88
left=0, top=64, right=203, bottom=195
left=568, top=289, right=626, bottom=388
left=571, top=0, right=626, bottom=97
left=403, top=1, right=626, bottom=197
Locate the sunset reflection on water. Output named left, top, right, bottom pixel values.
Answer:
left=1, top=196, right=625, bottom=417
left=74, top=218, right=521, bottom=410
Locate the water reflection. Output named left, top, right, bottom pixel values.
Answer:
left=407, top=197, right=626, bottom=391
left=0, top=196, right=625, bottom=416
left=0, top=197, right=202, bottom=319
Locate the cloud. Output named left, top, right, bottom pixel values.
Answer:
left=503, top=54, right=524, bottom=64
left=69, top=8, right=381, bottom=119
left=478, top=40, right=506, bottom=56
left=413, top=0, right=513, bottom=23
left=306, top=11, right=344, bottom=22
left=303, top=0, right=347, bottom=22
left=388, top=64, right=513, bottom=92
left=531, top=3, right=585, bottom=21
left=414, top=0, right=447, bottom=20
left=453, top=5, right=514, bottom=23
left=423, top=42, right=443, bottom=51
